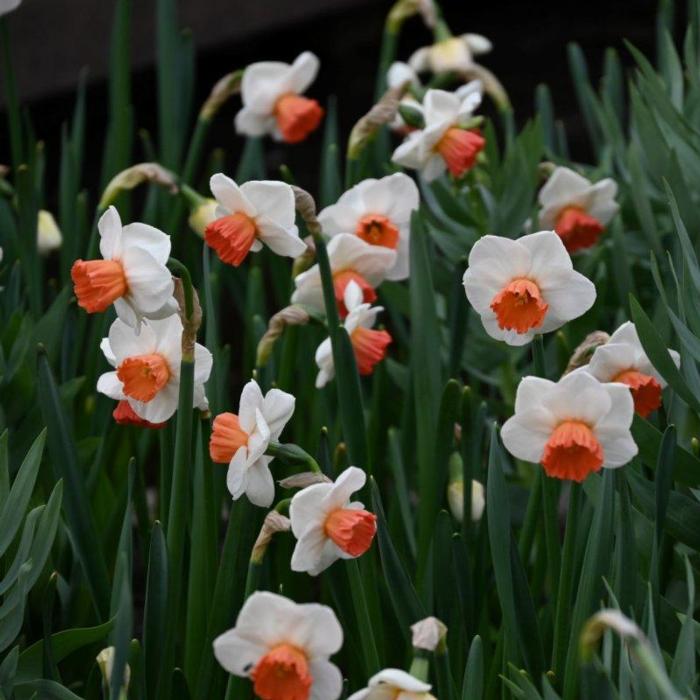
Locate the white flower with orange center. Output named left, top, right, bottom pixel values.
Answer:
left=97, top=316, right=212, bottom=424
left=462, top=231, right=596, bottom=346
left=315, top=282, right=391, bottom=388
left=213, top=591, right=343, bottom=700
left=348, top=669, right=436, bottom=700
left=205, top=173, right=306, bottom=267
left=501, top=371, right=637, bottom=483
left=289, top=466, right=377, bottom=576
left=538, top=166, right=619, bottom=253
left=291, top=233, right=396, bottom=319
left=392, top=88, right=485, bottom=181
left=408, top=33, right=492, bottom=75
left=578, top=321, right=680, bottom=418
left=71, top=206, right=176, bottom=326
left=317, top=173, right=419, bottom=281
left=235, top=51, right=324, bottom=144
left=209, top=379, right=295, bottom=508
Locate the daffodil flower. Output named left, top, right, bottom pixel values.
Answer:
left=292, top=233, right=396, bottom=318
left=213, top=591, right=343, bottom=700
left=576, top=321, right=680, bottom=417
left=462, top=230, right=596, bottom=346
left=538, top=166, right=619, bottom=253
left=205, top=173, right=306, bottom=267
left=408, top=33, right=492, bottom=75
left=97, top=315, right=212, bottom=424
left=392, top=88, right=485, bottom=181
left=318, top=173, right=419, bottom=281
left=348, top=669, right=436, bottom=700
left=209, top=379, right=295, bottom=508
left=235, top=51, right=324, bottom=143
left=315, top=281, right=391, bottom=388
left=289, top=466, right=377, bottom=576
left=502, top=371, right=638, bottom=482
left=71, top=206, right=176, bottom=327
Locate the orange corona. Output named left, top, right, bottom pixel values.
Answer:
left=209, top=412, right=250, bottom=463
left=613, top=369, right=662, bottom=418
left=555, top=206, right=604, bottom=253
left=541, top=421, right=604, bottom=482
left=490, top=279, right=548, bottom=333
left=205, top=213, right=258, bottom=267
left=117, top=354, right=170, bottom=403
left=71, top=259, right=128, bottom=313
left=274, top=94, right=324, bottom=144
left=250, top=644, right=312, bottom=700
left=435, top=128, right=485, bottom=177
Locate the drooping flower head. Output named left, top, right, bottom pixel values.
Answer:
left=205, top=174, right=306, bottom=267
left=318, top=173, right=419, bottom=281
left=235, top=51, right=324, bottom=143
left=97, top=316, right=212, bottom=423
left=392, top=88, right=484, bottom=181
left=71, top=206, right=176, bottom=327
left=501, top=371, right=637, bottom=482
left=290, top=466, right=377, bottom=576
left=348, top=669, right=436, bottom=700
left=408, top=33, right=492, bottom=75
left=463, top=231, right=596, bottom=346
left=291, top=233, right=396, bottom=318
left=538, top=166, right=619, bottom=253
left=315, top=282, right=391, bottom=388
left=578, top=321, right=680, bottom=418
left=209, top=379, right=295, bottom=508
left=214, top=591, right=343, bottom=700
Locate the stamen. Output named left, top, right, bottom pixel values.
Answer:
left=355, top=214, right=400, bottom=249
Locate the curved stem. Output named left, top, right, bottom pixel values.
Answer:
left=168, top=256, right=194, bottom=321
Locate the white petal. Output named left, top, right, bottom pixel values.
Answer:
left=212, top=628, right=266, bottom=677
left=109, top=317, right=156, bottom=363
left=392, top=132, right=425, bottom=170
left=121, top=222, right=171, bottom=264
left=423, top=89, right=460, bottom=125
left=148, top=314, right=183, bottom=368
left=291, top=267, right=324, bottom=315
left=462, top=33, right=493, bottom=55
left=587, top=343, right=638, bottom=382
left=343, top=280, right=364, bottom=314
left=538, top=167, right=592, bottom=209
left=310, top=660, right=343, bottom=700
left=514, top=376, right=555, bottom=414
left=291, top=524, right=329, bottom=574
left=194, top=343, right=213, bottom=385
left=234, top=590, right=300, bottom=647
left=122, top=247, right=175, bottom=314
left=328, top=234, right=396, bottom=287
left=238, top=379, right=264, bottom=433
left=587, top=179, right=619, bottom=224
left=245, top=459, right=276, bottom=507
left=421, top=154, right=448, bottom=182
left=100, top=337, right=117, bottom=367
left=326, top=466, right=366, bottom=509
left=261, top=387, right=296, bottom=440
left=98, top=206, right=123, bottom=260
left=209, top=173, right=256, bottom=217
left=256, top=219, right=307, bottom=258
left=545, top=372, right=611, bottom=426
left=235, top=107, right=275, bottom=137
left=369, top=668, right=432, bottom=692
left=247, top=410, right=271, bottom=465
left=595, top=382, right=636, bottom=436
left=96, top=371, right=124, bottom=400
left=315, top=338, right=334, bottom=387
left=608, top=321, right=639, bottom=346
left=386, top=242, right=410, bottom=281
left=387, top=61, right=418, bottom=89
left=518, top=230, right=572, bottom=281
left=129, top=381, right=179, bottom=423
left=227, top=448, right=248, bottom=500
left=286, top=603, right=344, bottom=657
left=242, top=180, right=296, bottom=229
left=290, top=483, right=334, bottom=537
left=501, top=409, right=554, bottom=463
left=408, top=46, right=431, bottom=73
left=318, top=202, right=362, bottom=237
left=539, top=270, right=596, bottom=331
left=286, top=51, right=321, bottom=95
left=240, top=60, right=290, bottom=114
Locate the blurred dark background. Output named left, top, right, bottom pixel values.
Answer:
left=0, top=0, right=662, bottom=197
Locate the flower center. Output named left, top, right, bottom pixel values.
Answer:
left=351, top=327, right=392, bottom=375
left=205, top=212, right=258, bottom=267
left=117, top=354, right=171, bottom=403
left=333, top=269, right=376, bottom=318
left=71, top=259, right=128, bottom=313
left=541, top=420, right=604, bottom=482
left=209, top=412, right=250, bottom=464
left=324, top=507, right=377, bottom=557
left=250, top=644, right=312, bottom=700
left=612, top=369, right=662, bottom=418
left=555, top=206, right=604, bottom=253
left=435, top=128, right=485, bottom=177
left=274, top=93, right=324, bottom=144
left=490, top=278, right=548, bottom=333
left=112, top=400, right=166, bottom=429
left=355, top=214, right=400, bottom=249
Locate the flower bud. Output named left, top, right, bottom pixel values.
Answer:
left=37, top=210, right=62, bottom=255
left=99, top=163, right=178, bottom=209
left=278, top=472, right=332, bottom=489
left=398, top=103, right=425, bottom=129
left=411, top=616, right=447, bottom=652
left=188, top=198, right=219, bottom=238
left=564, top=331, right=611, bottom=375
left=96, top=646, right=130, bottom=693
left=256, top=305, right=310, bottom=367
left=251, top=511, right=291, bottom=564
left=580, top=609, right=644, bottom=662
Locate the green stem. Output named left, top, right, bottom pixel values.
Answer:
left=408, top=653, right=430, bottom=681
left=167, top=257, right=194, bottom=319
left=552, top=483, right=581, bottom=678
left=265, top=441, right=321, bottom=473
left=346, top=559, right=380, bottom=676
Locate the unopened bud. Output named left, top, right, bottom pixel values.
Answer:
left=411, top=616, right=447, bottom=652
left=398, top=103, right=425, bottom=129
left=251, top=511, right=291, bottom=564
left=189, top=198, right=219, bottom=238
left=564, top=331, right=610, bottom=375
left=96, top=646, right=130, bottom=693
left=580, top=609, right=644, bottom=662
left=100, top=163, right=178, bottom=209
left=37, top=210, right=62, bottom=255
left=256, top=305, right=311, bottom=367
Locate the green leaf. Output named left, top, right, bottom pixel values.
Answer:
left=462, top=635, right=483, bottom=700
left=15, top=679, right=85, bottom=700
left=144, top=522, right=168, bottom=700
left=0, top=429, right=45, bottom=558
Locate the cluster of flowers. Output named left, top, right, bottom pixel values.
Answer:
left=60, top=29, right=683, bottom=700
